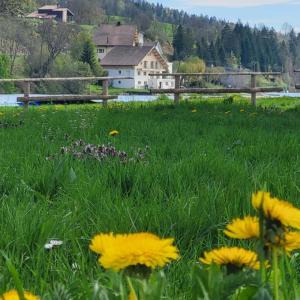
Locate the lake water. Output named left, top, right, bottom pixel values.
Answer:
left=0, top=92, right=299, bottom=107
left=265, top=92, right=300, bottom=98
left=0, top=94, right=160, bottom=107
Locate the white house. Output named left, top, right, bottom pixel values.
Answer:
left=93, top=24, right=174, bottom=89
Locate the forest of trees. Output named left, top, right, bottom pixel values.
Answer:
left=1, top=0, right=300, bottom=79
left=0, top=0, right=105, bottom=92
left=64, top=0, right=300, bottom=72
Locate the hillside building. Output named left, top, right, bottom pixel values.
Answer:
left=93, top=24, right=174, bottom=89
left=27, top=5, right=74, bottom=23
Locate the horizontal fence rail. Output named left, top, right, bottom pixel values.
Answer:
left=151, top=87, right=283, bottom=94
left=0, top=76, right=132, bottom=83
left=17, top=95, right=116, bottom=102
left=149, top=72, right=282, bottom=77
left=0, top=73, right=285, bottom=107
left=0, top=76, right=133, bottom=109
left=150, top=72, right=283, bottom=105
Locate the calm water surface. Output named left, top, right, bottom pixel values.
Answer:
left=0, top=93, right=299, bottom=107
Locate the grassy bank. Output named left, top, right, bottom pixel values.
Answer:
left=0, top=99, right=300, bottom=298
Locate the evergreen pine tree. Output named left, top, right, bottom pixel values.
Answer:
left=81, top=39, right=103, bottom=76
left=173, top=24, right=185, bottom=61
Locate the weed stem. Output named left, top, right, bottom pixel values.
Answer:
left=272, top=247, right=280, bottom=300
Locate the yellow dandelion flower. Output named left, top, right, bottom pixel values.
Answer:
left=224, top=216, right=260, bottom=239
left=1, top=290, right=39, bottom=300
left=191, top=109, right=197, bottom=113
left=200, top=247, right=260, bottom=270
left=109, top=130, right=119, bottom=137
left=281, top=231, right=300, bottom=253
left=90, top=232, right=179, bottom=271
left=252, top=191, right=300, bottom=229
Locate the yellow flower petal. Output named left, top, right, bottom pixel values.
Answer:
left=199, top=247, right=260, bottom=270
left=90, top=232, right=179, bottom=271
left=281, top=231, right=300, bottom=253
left=224, top=216, right=260, bottom=239
left=252, top=191, right=300, bottom=229
left=1, top=290, right=39, bottom=300
left=109, top=130, right=119, bottom=136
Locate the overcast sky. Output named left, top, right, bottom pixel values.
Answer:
left=150, top=0, right=300, bottom=31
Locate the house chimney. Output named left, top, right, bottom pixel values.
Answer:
left=138, top=33, right=144, bottom=46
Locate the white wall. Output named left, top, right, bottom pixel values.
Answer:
left=167, top=62, right=173, bottom=73
left=103, top=49, right=174, bottom=90
left=148, top=77, right=175, bottom=89
left=96, top=46, right=113, bottom=61
left=134, top=51, right=174, bottom=89
left=134, top=67, right=150, bottom=89
left=62, top=10, right=67, bottom=22
left=134, top=50, right=167, bottom=89
left=105, top=67, right=136, bottom=89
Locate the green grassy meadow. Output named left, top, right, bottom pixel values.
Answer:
left=0, top=98, right=300, bottom=298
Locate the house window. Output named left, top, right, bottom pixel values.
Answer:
left=138, top=81, right=141, bottom=85
left=118, top=70, right=122, bottom=74
left=143, top=72, right=147, bottom=76
left=138, top=71, right=141, bottom=76
left=151, top=61, right=154, bottom=69
left=166, top=82, right=169, bottom=86
left=118, top=81, right=121, bottom=84
left=97, top=48, right=104, bottom=53
left=144, top=81, right=147, bottom=85
left=155, top=62, right=158, bottom=69
left=143, top=61, right=147, bottom=68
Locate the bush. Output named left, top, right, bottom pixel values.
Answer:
left=223, top=95, right=235, bottom=105
left=35, top=54, right=93, bottom=94
left=157, top=94, right=171, bottom=102
left=0, top=54, right=14, bottom=93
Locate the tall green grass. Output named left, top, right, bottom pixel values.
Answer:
left=0, top=99, right=300, bottom=298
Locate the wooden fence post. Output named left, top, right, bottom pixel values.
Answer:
left=23, top=82, right=30, bottom=110
left=102, top=79, right=109, bottom=107
left=174, top=74, right=181, bottom=105
left=251, top=74, right=256, bottom=106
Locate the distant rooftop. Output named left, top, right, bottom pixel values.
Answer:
left=26, top=4, right=74, bottom=21
left=38, top=4, right=74, bottom=16
left=39, top=5, right=59, bottom=10
left=94, top=24, right=138, bottom=46
left=27, top=12, right=55, bottom=19
left=101, top=45, right=168, bottom=69
left=101, top=46, right=153, bottom=66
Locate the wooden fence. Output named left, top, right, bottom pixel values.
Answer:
left=0, top=76, right=132, bottom=109
left=150, top=72, right=283, bottom=105
left=294, top=70, right=300, bottom=89
left=0, top=73, right=284, bottom=108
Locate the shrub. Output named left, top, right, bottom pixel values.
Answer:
left=223, top=95, right=235, bottom=105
